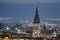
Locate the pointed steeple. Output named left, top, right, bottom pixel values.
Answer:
left=33, top=7, right=40, bottom=23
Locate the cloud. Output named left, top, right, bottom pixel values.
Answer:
left=0, top=17, right=24, bottom=23
left=0, top=0, right=60, bottom=4
left=0, top=17, right=4, bottom=21
left=42, top=18, right=60, bottom=21
left=0, top=17, right=13, bottom=21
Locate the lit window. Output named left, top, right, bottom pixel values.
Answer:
left=35, top=32, right=37, bottom=33
left=39, top=32, right=40, bottom=33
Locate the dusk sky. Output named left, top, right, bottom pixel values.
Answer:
left=0, top=0, right=60, bottom=23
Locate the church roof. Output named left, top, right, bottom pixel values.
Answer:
left=33, top=7, right=40, bottom=23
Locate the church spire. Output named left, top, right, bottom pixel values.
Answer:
left=33, top=7, right=40, bottom=23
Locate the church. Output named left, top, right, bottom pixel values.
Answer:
left=32, top=7, right=55, bottom=39
left=32, top=7, right=41, bottom=37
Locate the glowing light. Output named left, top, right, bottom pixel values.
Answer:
left=15, top=28, right=18, bottom=30
left=4, top=37, right=9, bottom=40
left=6, top=27, right=9, bottom=30
left=35, top=32, right=37, bottom=33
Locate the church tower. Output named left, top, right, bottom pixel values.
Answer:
left=32, top=7, right=41, bottom=37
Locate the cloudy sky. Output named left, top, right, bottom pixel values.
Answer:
left=0, top=0, right=60, bottom=23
